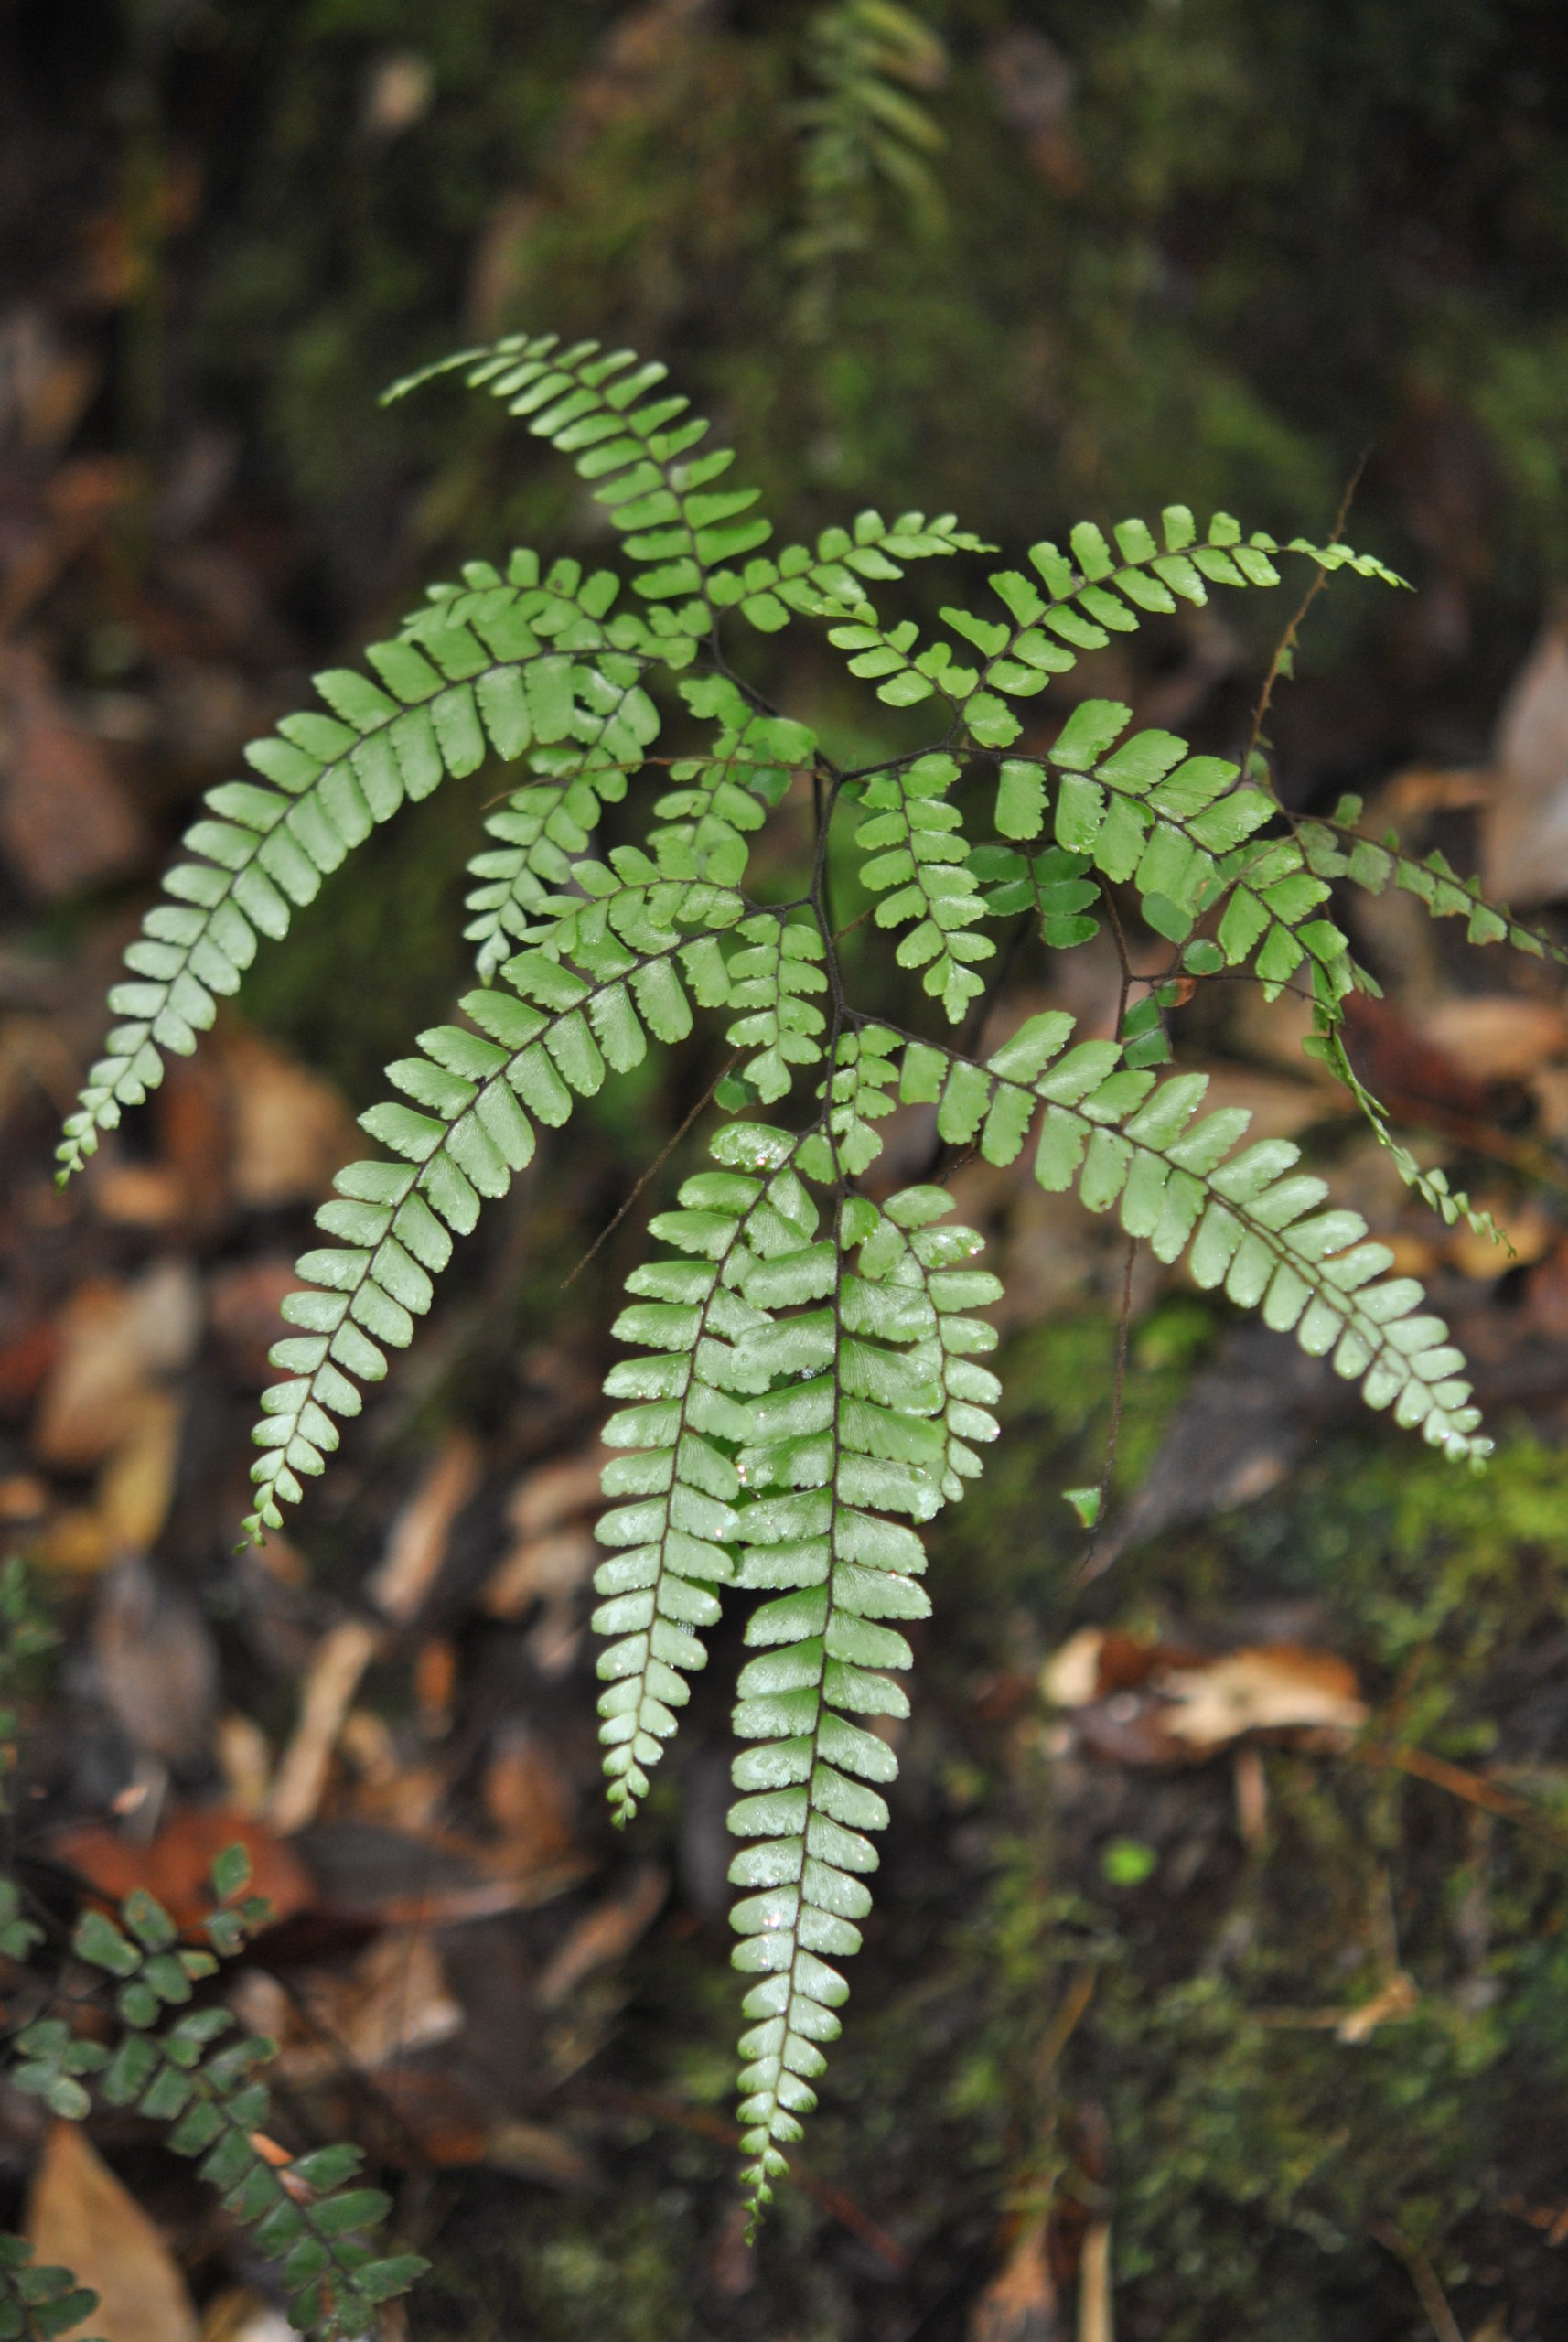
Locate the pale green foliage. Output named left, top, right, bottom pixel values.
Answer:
left=61, top=328, right=1531, bottom=2217
left=0, top=1838, right=424, bottom=2338
left=793, top=0, right=950, bottom=281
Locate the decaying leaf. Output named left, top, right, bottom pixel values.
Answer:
left=366, top=1434, right=483, bottom=1624
left=968, top=2216, right=1061, bottom=2341
left=1044, top=1628, right=1367, bottom=1762
left=27, top=2120, right=200, bottom=2342
left=50, top=1803, right=314, bottom=1929
left=33, top=1263, right=200, bottom=1472
left=1483, top=619, right=1568, bottom=907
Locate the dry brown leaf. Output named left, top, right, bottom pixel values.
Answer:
left=91, top=1553, right=218, bottom=1767
left=207, top=1257, right=300, bottom=1387
left=366, top=1434, right=482, bottom=1624
left=50, top=1806, right=315, bottom=1930
left=1336, top=1969, right=1419, bottom=2044
left=1418, top=994, right=1568, bottom=1082
left=968, top=2217, right=1061, bottom=2342
left=537, top=1862, right=667, bottom=2006
left=507, top=1451, right=607, bottom=1539
left=33, top=1262, right=201, bottom=1471
left=1077, top=2222, right=1113, bottom=2342
left=1483, top=619, right=1568, bottom=907
left=0, top=647, right=145, bottom=898
left=215, top=1027, right=356, bottom=1210
left=199, top=2290, right=294, bottom=2342
left=483, top=1725, right=579, bottom=1877
left=267, top=1618, right=381, bottom=1834
left=1445, top=1193, right=1554, bottom=1280
left=93, top=1391, right=184, bottom=1552
left=1155, top=1646, right=1367, bottom=1750
left=232, top=1928, right=462, bottom=2085
left=27, top=2120, right=200, bottom=2342
left=479, top=1525, right=596, bottom=1625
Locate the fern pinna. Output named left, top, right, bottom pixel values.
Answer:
left=61, top=328, right=1524, bottom=2219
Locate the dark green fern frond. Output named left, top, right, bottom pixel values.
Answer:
left=0, top=2239, right=104, bottom=2342
left=10, top=1849, right=424, bottom=2339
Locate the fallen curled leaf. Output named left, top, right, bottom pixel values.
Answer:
left=1155, top=1646, right=1369, bottom=1751
left=1418, top=994, right=1568, bottom=1083
left=91, top=1552, right=219, bottom=1767
left=50, top=1805, right=315, bottom=1931
left=1043, top=1629, right=1367, bottom=1761
left=482, top=1726, right=580, bottom=1878
left=1336, top=1968, right=1419, bottom=2044
left=207, top=1256, right=301, bottom=1386
left=27, top=2119, right=200, bottom=2342
left=216, top=1026, right=356, bottom=1210
left=231, top=1927, right=462, bottom=2086
left=0, top=646, right=146, bottom=898
left=266, top=1618, right=381, bottom=1835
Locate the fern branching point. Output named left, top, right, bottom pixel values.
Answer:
left=62, top=328, right=1515, bottom=2216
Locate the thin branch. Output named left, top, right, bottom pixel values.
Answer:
left=559, top=1051, right=740, bottom=1290
left=1074, top=1234, right=1138, bottom=1588
left=1242, top=449, right=1370, bottom=788
left=1369, top=2221, right=1465, bottom=2342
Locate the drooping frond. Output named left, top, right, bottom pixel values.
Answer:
left=595, top=1123, right=815, bottom=1821
left=58, top=552, right=658, bottom=1179
left=1302, top=795, right=1568, bottom=973
left=247, top=911, right=734, bottom=1538
left=722, top=1176, right=999, bottom=2218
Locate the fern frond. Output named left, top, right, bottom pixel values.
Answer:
left=247, top=915, right=736, bottom=1538
left=723, top=1175, right=996, bottom=2218
left=969, top=698, right=1356, bottom=996
left=387, top=331, right=985, bottom=639
left=1302, top=797, right=1568, bottom=973
left=58, top=553, right=660, bottom=1180
left=724, top=916, right=829, bottom=1102
left=853, top=749, right=993, bottom=1020
left=595, top=1123, right=819, bottom=1821
left=880, top=1013, right=1487, bottom=1458
left=13, top=1853, right=424, bottom=2337
left=810, top=507, right=1403, bottom=748
left=794, top=0, right=950, bottom=274
left=0, top=2238, right=103, bottom=2342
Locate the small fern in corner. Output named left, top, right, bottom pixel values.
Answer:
left=61, top=328, right=1541, bottom=2225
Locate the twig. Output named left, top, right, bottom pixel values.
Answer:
left=1242, top=449, right=1370, bottom=787
left=1073, top=1236, right=1138, bottom=1586
left=559, top=1051, right=740, bottom=1290
left=1370, top=2220, right=1465, bottom=2342
left=1350, top=1739, right=1568, bottom=1845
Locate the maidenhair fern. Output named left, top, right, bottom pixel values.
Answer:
left=0, top=1845, right=424, bottom=2337
left=63, top=328, right=1536, bottom=2227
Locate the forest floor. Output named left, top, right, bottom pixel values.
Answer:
left=9, top=14, right=1568, bottom=2339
